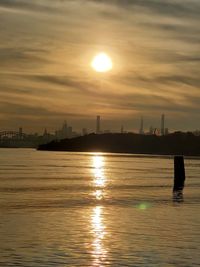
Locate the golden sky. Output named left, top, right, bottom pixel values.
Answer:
left=0, top=0, right=199, bottom=132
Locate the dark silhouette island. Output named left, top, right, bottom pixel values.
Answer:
left=38, top=132, right=200, bottom=156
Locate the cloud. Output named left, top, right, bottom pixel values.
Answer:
left=0, top=101, right=84, bottom=118
left=117, top=73, right=200, bottom=88
left=88, top=0, right=200, bottom=18
left=0, top=48, right=50, bottom=68
left=0, top=0, right=199, bottom=131
left=0, top=0, right=63, bottom=14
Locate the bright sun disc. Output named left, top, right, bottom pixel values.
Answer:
left=91, top=52, right=113, bottom=73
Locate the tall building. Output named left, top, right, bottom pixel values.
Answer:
left=19, top=127, right=23, bottom=137
left=161, top=114, right=165, bottom=135
left=149, top=126, right=154, bottom=135
left=43, top=128, right=48, bottom=136
left=96, top=115, right=100, bottom=134
left=55, top=121, right=74, bottom=139
left=139, top=117, right=144, bottom=134
left=62, top=120, right=68, bottom=138
left=82, top=128, right=87, bottom=136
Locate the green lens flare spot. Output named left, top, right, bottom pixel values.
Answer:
left=137, top=202, right=151, bottom=210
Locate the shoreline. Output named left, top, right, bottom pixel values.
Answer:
left=37, top=132, right=200, bottom=157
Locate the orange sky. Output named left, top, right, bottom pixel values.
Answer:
left=0, top=0, right=199, bottom=133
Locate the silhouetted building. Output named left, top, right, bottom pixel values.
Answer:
left=82, top=128, right=87, bottom=136
left=149, top=126, right=154, bottom=135
left=165, top=128, right=169, bottom=135
left=18, top=127, right=23, bottom=139
left=43, top=128, right=48, bottom=136
left=139, top=117, right=144, bottom=134
left=161, top=114, right=165, bottom=135
left=121, top=125, right=124, bottom=134
left=19, top=127, right=23, bottom=135
left=96, top=115, right=100, bottom=134
left=62, top=120, right=68, bottom=138
left=55, top=121, right=74, bottom=139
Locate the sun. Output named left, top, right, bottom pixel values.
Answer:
left=91, top=52, right=113, bottom=73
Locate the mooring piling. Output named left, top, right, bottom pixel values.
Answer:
left=173, top=155, right=185, bottom=192
left=173, top=156, right=185, bottom=202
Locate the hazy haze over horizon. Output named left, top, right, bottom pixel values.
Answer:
left=0, top=0, right=199, bottom=133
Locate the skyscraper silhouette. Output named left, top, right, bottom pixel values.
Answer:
left=161, top=114, right=165, bottom=136
left=139, top=117, right=144, bottom=134
left=19, top=127, right=23, bottom=137
left=96, top=115, right=100, bottom=134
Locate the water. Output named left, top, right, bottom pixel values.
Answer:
left=0, top=149, right=199, bottom=267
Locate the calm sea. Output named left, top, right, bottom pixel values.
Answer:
left=0, top=148, right=199, bottom=267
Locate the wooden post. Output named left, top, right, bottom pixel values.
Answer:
left=173, top=156, right=185, bottom=202
left=173, top=156, right=185, bottom=192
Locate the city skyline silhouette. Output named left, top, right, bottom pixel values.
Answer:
left=0, top=1, right=199, bottom=132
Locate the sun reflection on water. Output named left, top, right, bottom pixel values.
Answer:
left=93, top=155, right=104, bottom=169
left=93, top=189, right=103, bottom=200
left=91, top=206, right=107, bottom=266
left=92, top=155, right=106, bottom=188
left=90, top=155, right=108, bottom=265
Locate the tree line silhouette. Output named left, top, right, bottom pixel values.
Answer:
left=38, top=132, right=200, bottom=156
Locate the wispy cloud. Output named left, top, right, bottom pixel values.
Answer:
left=0, top=0, right=199, bottom=131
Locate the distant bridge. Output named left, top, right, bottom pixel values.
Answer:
left=0, top=131, right=27, bottom=140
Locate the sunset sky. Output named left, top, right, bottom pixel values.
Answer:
left=0, top=0, right=199, bottom=133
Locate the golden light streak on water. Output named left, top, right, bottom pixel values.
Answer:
left=90, top=206, right=107, bottom=266
left=93, top=155, right=104, bottom=169
left=92, top=155, right=106, bottom=188
left=93, top=189, right=104, bottom=200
